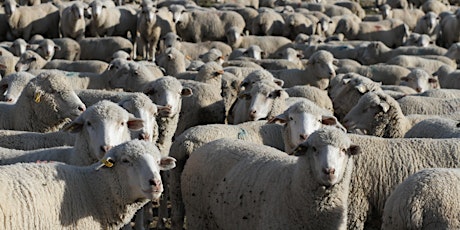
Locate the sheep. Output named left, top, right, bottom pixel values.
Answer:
left=175, top=8, right=245, bottom=42
left=421, top=0, right=450, bottom=14
left=282, top=12, right=316, bottom=40
left=156, top=47, right=188, bottom=76
left=142, top=76, right=192, bottom=155
left=0, top=100, right=144, bottom=166
left=107, top=60, right=161, bottom=92
left=270, top=50, right=336, bottom=89
left=228, top=80, right=288, bottom=124
left=0, top=71, right=35, bottom=103
left=438, top=11, right=460, bottom=48
left=334, top=1, right=365, bottom=19
left=136, top=6, right=174, bottom=61
left=161, top=32, right=232, bottom=61
left=0, top=139, right=176, bottom=229
left=285, top=85, right=333, bottom=112
left=41, top=38, right=81, bottom=61
left=15, top=50, right=109, bottom=74
left=386, top=55, right=453, bottom=74
left=404, top=117, right=460, bottom=138
left=181, top=127, right=360, bottom=229
left=397, top=95, right=460, bottom=116
left=359, top=41, right=447, bottom=65
left=60, top=1, right=88, bottom=40
left=379, top=4, right=424, bottom=30
left=0, top=71, right=86, bottom=132
left=226, top=26, right=291, bottom=58
left=32, top=39, right=61, bottom=61
left=445, top=42, right=460, bottom=63
left=418, top=88, right=460, bottom=98
left=0, top=55, right=18, bottom=77
left=329, top=73, right=383, bottom=120
left=9, top=38, right=27, bottom=56
left=382, top=168, right=460, bottom=230
left=413, top=12, right=440, bottom=43
left=336, top=64, right=411, bottom=85
left=88, top=0, right=137, bottom=39
left=399, top=68, right=440, bottom=93
left=343, top=134, right=460, bottom=229
left=176, top=62, right=226, bottom=135
left=3, top=0, right=60, bottom=40
left=79, top=37, right=133, bottom=62
left=334, top=17, right=408, bottom=48
left=342, top=91, right=430, bottom=138
left=403, top=33, right=431, bottom=47
left=250, top=8, right=285, bottom=36
left=0, top=129, right=75, bottom=150
left=433, top=65, right=460, bottom=89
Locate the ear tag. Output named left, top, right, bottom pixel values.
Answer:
left=102, top=157, right=114, bottom=168
left=34, top=92, right=42, bottom=103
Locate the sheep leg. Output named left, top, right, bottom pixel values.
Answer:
left=156, top=170, right=169, bottom=230
left=170, top=160, right=185, bottom=230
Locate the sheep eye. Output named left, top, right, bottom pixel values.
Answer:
left=312, top=147, right=317, bottom=152
left=121, top=121, right=125, bottom=126
left=122, top=158, right=130, bottom=163
left=86, top=121, right=91, bottom=126
left=289, top=117, right=293, bottom=121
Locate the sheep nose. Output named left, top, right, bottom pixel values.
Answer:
left=416, top=87, right=422, bottom=92
left=149, top=178, right=162, bottom=187
left=139, top=133, right=151, bottom=141
left=323, top=168, right=335, bottom=175
left=249, top=110, right=257, bottom=119
left=78, top=105, right=86, bottom=112
left=101, top=145, right=112, bottom=153
left=6, top=97, right=13, bottom=103
left=300, top=134, right=308, bottom=140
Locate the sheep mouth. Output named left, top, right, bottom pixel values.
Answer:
left=143, top=188, right=163, bottom=200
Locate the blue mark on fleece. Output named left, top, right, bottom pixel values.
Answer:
left=237, top=128, right=248, bottom=139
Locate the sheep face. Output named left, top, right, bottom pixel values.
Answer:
left=162, top=32, right=180, bottom=49
left=109, top=62, right=154, bottom=92
left=140, top=6, right=156, bottom=24
left=144, top=77, right=192, bottom=118
left=294, top=127, right=360, bottom=187
left=89, top=0, right=104, bottom=19
left=118, top=95, right=159, bottom=142
left=37, top=39, right=59, bottom=60
left=308, top=51, right=336, bottom=79
left=1, top=73, right=34, bottom=103
left=400, top=69, right=439, bottom=93
left=343, top=92, right=389, bottom=135
left=243, top=82, right=284, bottom=121
left=71, top=2, right=85, bottom=20
left=64, top=101, right=144, bottom=160
left=25, top=73, right=86, bottom=121
left=3, top=0, right=16, bottom=16
left=225, top=27, right=241, bottom=47
left=15, top=51, right=43, bottom=72
left=169, top=4, right=185, bottom=24
left=101, top=140, right=176, bottom=201
left=11, top=39, right=27, bottom=57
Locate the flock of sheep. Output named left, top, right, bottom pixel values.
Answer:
left=1, top=0, right=460, bottom=228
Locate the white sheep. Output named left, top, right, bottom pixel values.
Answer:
left=0, top=140, right=176, bottom=229
left=161, top=32, right=232, bottom=61
left=0, top=71, right=86, bottom=132
left=60, top=1, right=88, bottom=40
left=270, top=50, right=336, bottom=89
left=434, top=65, right=460, bottom=89
left=386, top=55, right=454, bottom=74
left=343, top=91, right=431, bottom=138
left=0, top=130, right=75, bottom=150
left=334, top=17, right=408, bottom=48
left=404, top=117, right=460, bottom=138
left=79, top=36, right=133, bottom=62
left=175, top=8, right=245, bottom=42
left=250, top=8, right=285, bottom=36
left=397, top=95, right=460, bottom=115
left=226, top=26, right=291, bottom=58
left=382, top=168, right=460, bottom=229
left=228, top=80, right=288, bottom=124
left=3, top=0, right=60, bottom=40
left=88, top=0, right=137, bottom=39
left=379, top=4, right=424, bottom=30
left=404, top=33, right=431, bottom=47
left=0, top=71, right=34, bottom=103
left=336, top=63, right=411, bottom=85
left=413, top=12, right=440, bottom=43
left=181, top=127, right=360, bottom=229
left=156, top=47, right=188, bottom=76
left=399, top=68, right=440, bottom=93
left=344, top=134, right=460, bottom=229
left=285, top=85, right=333, bottom=112
left=107, top=60, right=162, bottom=92
left=0, top=100, right=143, bottom=166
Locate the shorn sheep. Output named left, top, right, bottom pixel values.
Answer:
left=382, top=168, right=460, bottom=229
left=181, top=127, right=360, bottom=229
left=0, top=71, right=86, bottom=132
left=0, top=140, right=176, bottom=229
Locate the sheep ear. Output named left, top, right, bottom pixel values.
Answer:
left=428, top=77, right=438, bottom=83
left=0, top=63, right=6, bottom=70
left=238, top=91, right=250, bottom=99
left=181, top=87, right=192, bottom=97
left=63, top=116, right=84, bottom=133
left=379, top=102, right=390, bottom=113
left=342, top=78, right=352, bottom=84
left=269, top=89, right=282, bottom=98
left=347, top=145, right=361, bottom=156
left=159, top=156, right=176, bottom=170
left=273, top=79, right=284, bottom=87
left=400, top=76, right=408, bottom=82
left=321, top=115, right=338, bottom=126
left=127, top=116, right=144, bottom=131
left=355, top=83, right=368, bottom=94
left=292, top=143, right=308, bottom=156
left=267, top=112, right=288, bottom=124
left=332, top=58, right=339, bottom=65
left=54, top=45, right=61, bottom=51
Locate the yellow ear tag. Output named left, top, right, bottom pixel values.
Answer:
left=34, top=92, right=42, bottom=103
left=102, top=158, right=114, bottom=168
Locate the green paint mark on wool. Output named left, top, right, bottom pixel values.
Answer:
left=237, top=128, right=248, bottom=140
left=65, top=72, right=78, bottom=77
